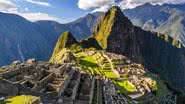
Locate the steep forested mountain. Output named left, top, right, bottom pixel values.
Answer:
left=84, top=6, right=185, bottom=92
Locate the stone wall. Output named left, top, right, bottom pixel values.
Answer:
left=32, top=73, right=54, bottom=92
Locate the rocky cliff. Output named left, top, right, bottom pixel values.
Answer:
left=92, top=6, right=185, bottom=92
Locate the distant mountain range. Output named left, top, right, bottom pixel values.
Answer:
left=0, top=3, right=185, bottom=66
left=124, top=3, right=185, bottom=45
left=0, top=13, right=52, bottom=66
left=0, top=12, right=101, bottom=66
left=91, top=7, right=185, bottom=92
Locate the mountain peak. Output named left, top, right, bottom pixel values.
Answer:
left=57, top=31, right=77, bottom=48
left=105, top=6, right=124, bottom=18
left=92, top=5, right=185, bottom=91
left=51, top=31, right=78, bottom=57
left=143, top=2, right=153, bottom=6
left=109, top=6, right=122, bottom=11
left=93, top=6, right=133, bottom=50
left=62, top=31, right=75, bottom=39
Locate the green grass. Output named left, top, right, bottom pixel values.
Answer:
left=104, top=63, right=111, bottom=67
left=69, top=44, right=83, bottom=53
left=2, top=95, right=39, bottom=104
left=120, top=74, right=129, bottom=78
left=94, top=7, right=118, bottom=49
left=80, top=56, right=97, bottom=65
left=103, top=71, right=119, bottom=79
left=144, top=73, right=170, bottom=103
left=77, top=52, right=169, bottom=96
left=78, top=56, right=102, bottom=75
left=77, top=52, right=136, bottom=94
left=103, top=67, right=111, bottom=70
left=114, top=80, right=137, bottom=94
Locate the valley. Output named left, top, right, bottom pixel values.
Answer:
left=0, top=3, right=184, bottom=104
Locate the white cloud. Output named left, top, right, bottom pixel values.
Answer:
left=0, top=0, right=17, bottom=11
left=78, top=0, right=115, bottom=10
left=0, top=0, right=64, bottom=23
left=92, top=5, right=111, bottom=12
left=119, top=0, right=185, bottom=9
left=24, top=7, right=29, bottom=12
left=18, top=12, right=59, bottom=21
left=78, top=0, right=185, bottom=12
left=25, top=0, right=51, bottom=7
left=5, top=9, right=64, bottom=23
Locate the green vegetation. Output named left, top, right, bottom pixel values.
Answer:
left=52, top=31, right=71, bottom=55
left=145, top=73, right=170, bottom=102
left=2, top=95, right=39, bottom=104
left=120, top=74, right=129, bottom=78
left=69, top=44, right=83, bottom=53
left=103, top=71, right=118, bottom=79
left=80, top=37, right=102, bottom=50
left=77, top=52, right=136, bottom=94
left=78, top=55, right=102, bottom=75
left=85, top=47, right=97, bottom=51
left=51, top=31, right=80, bottom=59
left=93, top=7, right=118, bottom=49
left=156, top=32, right=182, bottom=48
left=114, top=80, right=137, bottom=93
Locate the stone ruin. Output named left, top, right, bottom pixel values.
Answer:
left=0, top=59, right=96, bottom=104
left=0, top=52, right=169, bottom=104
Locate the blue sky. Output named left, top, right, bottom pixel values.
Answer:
left=15, top=0, right=89, bottom=22
left=0, top=0, right=89, bottom=23
left=0, top=0, right=184, bottom=23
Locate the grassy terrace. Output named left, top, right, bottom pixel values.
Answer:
left=76, top=52, right=137, bottom=94
left=114, top=80, right=137, bottom=93
left=1, top=95, right=39, bottom=104
left=75, top=51, right=170, bottom=103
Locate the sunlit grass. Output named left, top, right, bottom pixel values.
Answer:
left=116, top=80, right=137, bottom=92
left=3, top=95, right=39, bottom=104
left=77, top=52, right=136, bottom=94
left=103, top=71, right=119, bottom=79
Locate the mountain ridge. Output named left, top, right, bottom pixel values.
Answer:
left=124, top=3, right=185, bottom=46
left=0, top=11, right=101, bottom=66
left=0, top=2, right=185, bottom=68
left=59, top=6, right=185, bottom=92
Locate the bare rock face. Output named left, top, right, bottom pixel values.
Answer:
left=93, top=6, right=185, bottom=91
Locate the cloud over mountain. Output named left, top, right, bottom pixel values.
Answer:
left=119, top=0, right=185, bottom=9
left=0, top=0, right=17, bottom=11
left=78, top=0, right=185, bottom=11
left=0, top=0, right=60, bottom=22
left=78, top=0, right=115, bottom=10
